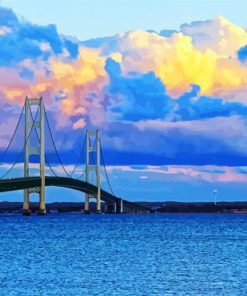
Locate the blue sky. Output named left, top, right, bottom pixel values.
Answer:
left=1, top=0, right=247, bottom=40
left=1, top=2, right=247, bottom=203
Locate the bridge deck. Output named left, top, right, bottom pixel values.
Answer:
left=0, top=176, right=149, bottom=212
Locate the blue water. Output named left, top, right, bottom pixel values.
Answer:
left=0, top=214, right=247, bottom=296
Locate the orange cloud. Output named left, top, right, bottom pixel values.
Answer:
left=1, top=16, right=247, bottom=130
left=111, top=22, right=247, bottom=99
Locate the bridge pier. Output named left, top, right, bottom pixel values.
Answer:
left=23, top=196, right=31, bottom=215
left=104, top=199, right=123, bottom=214
left=105, top=202, right=115, bottom=213
left=116, top=198, right=123, bottom=214
left=96, top=192, right=101, bottom=214
left=84, top=194, right=90, bottom=214
left=113, top=202, right=117, bottom=213
left=84, top=195, right=101, bottom=214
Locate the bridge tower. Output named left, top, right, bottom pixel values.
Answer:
left=23, top=97, right=46, bottom=215
left=84, top=129, right=101, bottom=214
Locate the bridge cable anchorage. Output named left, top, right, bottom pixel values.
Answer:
left=0, top=105, right=40, bottom=179
left=43, top=106, right=72, bottom=178
left=28, top=104, right=58, bottom=177
left=0, top=104, right=25, bottom=164
left=99, top=139, right=115, bottom=196
left=70, top=133, right=86, bottom=178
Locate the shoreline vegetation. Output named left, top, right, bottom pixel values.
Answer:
left=0, top=201, right=247, bottom=214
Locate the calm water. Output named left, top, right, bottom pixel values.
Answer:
left=0, top=214, right=247, bottom=296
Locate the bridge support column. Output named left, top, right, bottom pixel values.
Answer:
left=117, top=198, right=123, bottom=214
left=84, top=194, right=90, bottom=214
left=113, top=202, right=117, bottom=214
left=104, top=202, right=114, bottom=213
left=23, top=190, right=31, bottom=215
left=96, top=129, right=101, bottom=214
left=23, top=97, right=46, bottom=215
left=38, top=97, right=46, bottom=215
left=104, top=203, right=107, bottom=213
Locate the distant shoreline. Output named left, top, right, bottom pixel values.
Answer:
left=1, top=201, right=247, bottom=214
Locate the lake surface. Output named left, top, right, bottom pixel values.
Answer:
left=0, top=213, right=247, bottom=296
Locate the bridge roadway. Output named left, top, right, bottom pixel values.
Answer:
left=0, top=176, right=149, bottom=213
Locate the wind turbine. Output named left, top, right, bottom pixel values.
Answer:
left=213, top=189, right=218, bottom=206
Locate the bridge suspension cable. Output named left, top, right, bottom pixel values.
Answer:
left=0, top=100, right=116, bottom=197
left=99, top=139, right=115, bottom=196
left=45, top=158, right=59, bottom=177
left=0, top=105, right=40, bottom=179
left=44, top=106, right=72, bottom=178
left=0, top=104, right=24, bottom=164
left=30, top=104, right=87, bottom=179
left=73, top=169, right=86, bottom=180
left=70, top=134, right=86, bottom=178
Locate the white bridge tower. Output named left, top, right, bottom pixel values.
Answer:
left=23, top=97, right=46, bottom=215
left=84, top=129, right=101, bottom=214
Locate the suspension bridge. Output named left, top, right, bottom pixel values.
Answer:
left=0, top=97, right=149, bottom=215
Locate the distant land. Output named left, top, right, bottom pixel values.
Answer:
left=1, top=202, right=247, bottom=214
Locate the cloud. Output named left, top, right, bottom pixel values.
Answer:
left=73, top=118, right=86, bottom=129
left=104, top=62, right=247, bottom=123
left=105, top=58, right=169, bottom=121
left=140, top=175, right=149, bottom=179
left=105, top=164, right=247, bottom=184
left=133, top=115, right=247, bottom=154
left=0, top=6, right=18, bottom=28
left=81, top=21, right=247, bottom=102
left=180, top=16, right=247, bottom=56
left=0, top=26, right=11, bottom=35
left=1, top=6, right=247, bottom=166
left=0, top=6, right=79, bottom=67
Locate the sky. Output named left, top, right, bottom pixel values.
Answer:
left=1, top=0, right=247, bottom=39
left=1, top=1, right=247, bottom=202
